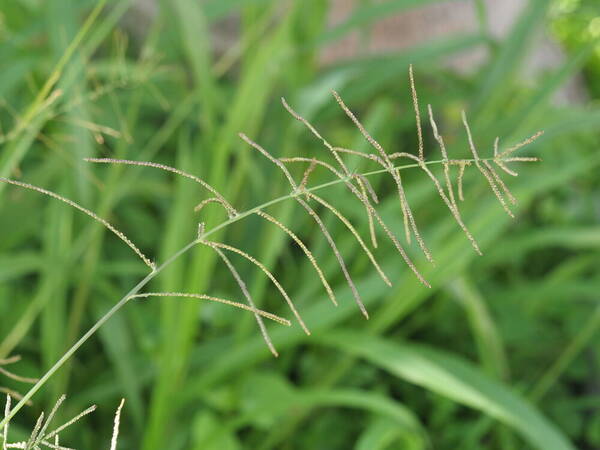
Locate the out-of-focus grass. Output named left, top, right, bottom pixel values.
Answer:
left=0, top=0, right=599, bottom=448
left=552, top=0, right=600, bottom=97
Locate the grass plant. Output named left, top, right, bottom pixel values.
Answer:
left=1, top=1, right=599, bottom=448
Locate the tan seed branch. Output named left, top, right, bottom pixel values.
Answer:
left=0, top=177, right=155, bottom=271
left=84, top=158, right=238, bottom=219
left=129, top=292, right=290, bottom=327
left=255, top=210, right=337, bottom=307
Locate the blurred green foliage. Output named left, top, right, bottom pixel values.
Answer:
left=0, top=0, right=599, bottom=448
left=551, top=0, right=600, bottom=96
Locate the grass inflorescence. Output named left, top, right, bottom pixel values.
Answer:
left=0, top=65, right=543, bottom=431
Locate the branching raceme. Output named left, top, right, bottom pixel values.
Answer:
left=0, top=66, right=542, bottom=428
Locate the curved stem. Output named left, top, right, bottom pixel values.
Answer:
left=0, top=156, right=489, bottom=427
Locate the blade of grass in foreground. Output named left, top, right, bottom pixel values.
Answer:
left=318, top=330, right=574, bottom=450
left=232, top=372, right=426, bottom=440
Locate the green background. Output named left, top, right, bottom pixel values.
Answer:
left=0, top=0, right=599, bottom=448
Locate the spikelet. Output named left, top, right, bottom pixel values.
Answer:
left=337, top=143, right=482, bottom=256
left=9, top=395, right=97, bottom=449
left=0, top=178, right=156, bottom=271
left=34, top=395, right=66, bottom=446
left=25, top=410, right=44, bottom=449
left=484, top=159, right=517, bottom=205
left=238, top=134, right=298, bottom=188
left=503, top=156, right=540, bottom=162
left=492, top=137, right=517, bottom=177
left=327, top=148, right=386, bottom=248
left=493, top=133, right=542, bottom=177
left=42, top=402, right=96, bottom=442
left=2, top=394, right=128, bottom=449
left=333, top=147, right=386, bottom=166
left=297, top=194, right=369, bottom=319
left=352, top=173, right=379, bottom=205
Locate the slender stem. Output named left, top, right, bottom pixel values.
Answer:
left=0, top=156, right=491, bottom=427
